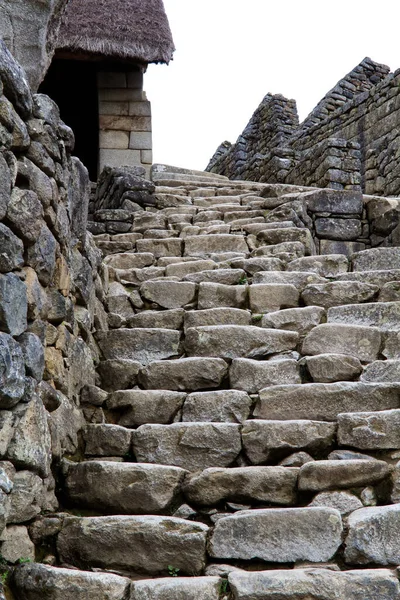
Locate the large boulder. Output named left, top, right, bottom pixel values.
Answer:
left=0, top=1, right=68, bottom=92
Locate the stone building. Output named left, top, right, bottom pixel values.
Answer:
left=207, top=57, right=400, bottom=198
left=0, top=0, right=175, bottom=179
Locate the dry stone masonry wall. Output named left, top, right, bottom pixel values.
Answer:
left=207, top=57, right=400, bottom=198
left=1, top=45, right=400, bottom=600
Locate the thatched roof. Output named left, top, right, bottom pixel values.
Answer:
left=56, top=0, right=175, bottom=64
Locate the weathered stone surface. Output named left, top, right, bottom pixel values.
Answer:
left=0, top=273, right=27, bottom=336
left=0, top=333, right=25, bottom=409
left=337, top=409, right=400, bottom=449
left=0, top=223, right=24, bottom=273
left=130, top=577, right=221, bottom=600
left=255, top=382, right=400, bottom=421
left=345, top=504, right=400, bottom=565
left=184, top=307, right=251, bottom=330
left=57, top=515, right=208, bottom=575
left=17, top=332, right=44, bottom=380
left=104, top=252, right=154, bottom=270
left=0, top=524, right=34, bottom=563
left=140, top=280, right=197, bottom=308
left=108, top=390, right=185, bottom=426
left=97, top=359, right=141, bottom=392
left=184, top=268, right=246, bottom=285
left=298, top=459, right=390, bottom=491
left=288, top=254, right=349, bottom=277
left=26, top=224, right=57, bottom=286
left=352, top=247, right=400, bottom=271
left=209, top=507, right=342, bottom=562
left=327, top=302, right=400, bottom=331
left=362, top=360, right=400, bottom=382
left=96, top=329, right=180, bottom=365
left=257, top=227, right=314, bottom=254
left=253, top=270, right=326, bottom=290
left=139, top=358, right=228, bottom=391
left=165, top=259, right=216, bottom=278
left=302, top=281, right=378, bottom=308
left=315, top=217, right=362, bottom=240
left=6, top=188, right=43, bottom=241
left=306, top=189, right=363, bottom=214
left=132, top=423, right=241, bottom=471
left=0, top=40, right=32, bottom=116
left=128, top=308, right=184, bottom=330
left=65, top=461, right=186, bottom=514
left=184, top=234, right=248, bottom=256
left=182, top=390, right=251, bottom=423
left=6, top=394, right=52, bottom=477
left=228, top=568, right=400, bottom=600
left=230, top=358, right=301, bottom=393
left=12, top=563, right=130, bottom=600
left=136, top=238, right=183, bottom=258
left=197, top=282, right=248, bottom=309
left=7, top=469, right=44, bottom=523
left=261, top=306, right=325, bottom=336
left=302, top=323, right=381, bottom=362
left=183, top=466, right=298, bottom=506
left=84, top=424, right=131, bottom=457
left=185, top=325, right=298, bottom=359
left=242, top=420, right=335, bottom=464
left=306, top=354, right=363, bottom=383
left=309, top=491, right=363, bottom=515
left=249, top=283, right=299, bottom=312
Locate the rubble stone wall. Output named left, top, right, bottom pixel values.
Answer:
left=0, top=41, right=107, bottom=569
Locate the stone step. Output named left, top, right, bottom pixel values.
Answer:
left=56, top=515, right=209, bottom=575
left=151, top=163, right=229, bottom=181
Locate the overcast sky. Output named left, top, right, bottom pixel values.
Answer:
left=146, top=0, right=400, bottom=172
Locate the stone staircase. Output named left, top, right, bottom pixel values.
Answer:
left=10, top=170, right=400, bottom=598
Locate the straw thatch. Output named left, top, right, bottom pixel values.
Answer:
left=56, top=0, right=175, bottom=64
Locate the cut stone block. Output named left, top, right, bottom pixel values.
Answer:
left=361, top=360, right=400, bottom=383
left=184, top=234, right=248, bottom=256
left=298, top=459, right=390, bottom=492
left=197, top=282, right=248, bottom=310
left=287, top=254, right=349, bottom=277
left=182, top=390, right=251, bottom=423
left=209, top=507, right=342, bottom=562
left=185, top=325, right=298, bottom=359
left=327, top=302, right=400, bottom=331
left=257, top=228, right=314, bottom=255
left=132, top=423, right=241, bottom=471
left=315, top=217, right=362, bottom=240
left=57, top=515, right=208, bottom=575
left=302, top=281, right=378, bottom=308
left=249, top=283, right=299, bottom=313
left=229, top=358, right=301, bottom=394
left=228, top=568, right=400, bottom=599
left=255, top=382, right=400, bottom=421
left=306, top=354, right=363, bottom=383
left=12, top=563, right=131, bottom=600
left=65, top=461, right=187, bottom=514
left=242, top=420, right=335, bottom=464
left=253, top=270, right=326, bottom=290
left=84, top=424, right=131, bottom=457
left=107, top=389, right=185, bottom=426
left=337, top=409, right=400, bottom=449
left=136, top=238, right=183, bottom=258
left=305, top=188, right=363, bottom=214
left=139, top=358, right=228, bottom=391
left=309, top=491, right=363, bottom=516
left=96, top=329, right=180, bottom=365
left=302, top=323, right=381, bottom=362
left=165, top=260, right=216, bottom=278
left=352, top=247, right=400, bottom=271
left=183, top=466, right=298, bottom=506
left=130, top=577, right=221, bottom=600
left=261, top=306, right=325, bottom=336
left=184, top=308, right=251, bottom=330
left=184, top=268, right=246, bottom=285
left=128, top=309, right=184, bottom=330
left=140, top=280, right=197, bottom=308
left=345, top=504, right=400, bottom=565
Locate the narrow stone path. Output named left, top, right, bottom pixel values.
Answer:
left=12, top=169, right=400, bottom=598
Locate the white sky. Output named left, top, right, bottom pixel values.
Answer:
left=146, top=0, right=400, bottom=172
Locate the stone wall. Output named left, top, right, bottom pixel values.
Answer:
left=98, top=69, right=153, bottom=177
left=0, top=44, right=107, bottom=568
left=207, top=57, right=400, bottom=197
